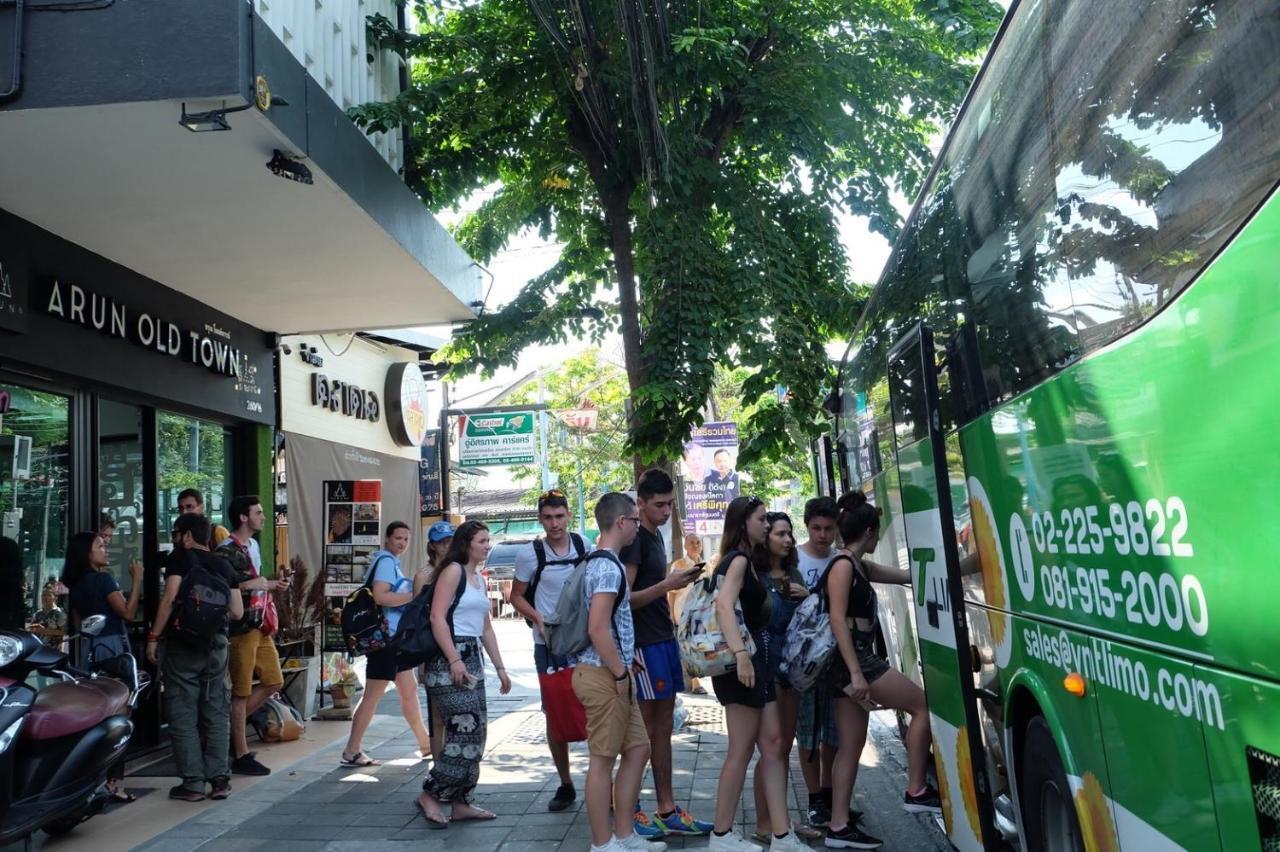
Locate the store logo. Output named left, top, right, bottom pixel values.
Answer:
left=311, top=373, right=380, bottom=423
left=385, top=362, right=430, bottom=448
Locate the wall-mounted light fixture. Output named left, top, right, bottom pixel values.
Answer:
left=266, top=149, right=313, bottom=185
left=179, top=101, right=252, bottom=132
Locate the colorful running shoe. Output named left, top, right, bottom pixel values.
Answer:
left=633, top=805, right=666, bottom=839
left=656, top=806, right=714, bottom=836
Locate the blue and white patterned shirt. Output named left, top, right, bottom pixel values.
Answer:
left=569, top=548, right=634, bottom=669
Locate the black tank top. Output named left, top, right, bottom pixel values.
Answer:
left=714, top=550, right=770, bottom=632
left=823, top=553, right=876, bottom=642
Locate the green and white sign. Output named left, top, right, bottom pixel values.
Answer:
left=458, top=411, right=537, bottom=467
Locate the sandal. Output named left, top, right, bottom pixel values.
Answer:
left=340, top=751, right=381, bottom=767
left=108, top=785, right=137, bottom=804
left=416, top=797, right=448, bottom=830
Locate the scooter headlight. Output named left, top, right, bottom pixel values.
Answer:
left=0, top=635, right=21, bottom=667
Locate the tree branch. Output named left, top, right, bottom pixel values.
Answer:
left=698, top=23, right=779, bottom=161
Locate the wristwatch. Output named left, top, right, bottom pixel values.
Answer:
left=613, top=670, right=629, bottom=681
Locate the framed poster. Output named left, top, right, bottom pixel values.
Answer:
left=322, top=479, right=382, bottom=650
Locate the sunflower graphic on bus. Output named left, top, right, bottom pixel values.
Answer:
left=967, top=476, right=1011, bottom=666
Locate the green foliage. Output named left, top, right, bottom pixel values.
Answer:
left=502, top=351, right=632, bottom=525
left=353, top=0, right=1002, bottom=465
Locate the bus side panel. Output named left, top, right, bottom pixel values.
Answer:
left=1198, top=667, right=1280, bottom=852
left=1092, top=640, right=1219, bottom=849
left=1003, top=615, right=1118, bottom=849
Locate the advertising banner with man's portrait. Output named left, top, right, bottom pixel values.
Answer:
left=682, top=421, right=740, bottom=535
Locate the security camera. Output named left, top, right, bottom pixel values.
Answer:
left=280, top=343, right=293, bottom=355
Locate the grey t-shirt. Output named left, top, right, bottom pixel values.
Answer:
left=513, top=537, right=580, bottom=644
left=797, top=546, right=834, bottom=590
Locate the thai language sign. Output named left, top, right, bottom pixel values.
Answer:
left=458, top=410, right=537, bottom=467
left=682, top=421, right=740, bottom=535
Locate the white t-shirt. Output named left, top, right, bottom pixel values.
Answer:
left=797, top=545, right=834, bottom=590
left=451, top=574, right=491, bottom=638
left=513, top=537, right=581, bottom=644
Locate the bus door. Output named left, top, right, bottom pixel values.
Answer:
left=887, top=323, right=997, bottom=850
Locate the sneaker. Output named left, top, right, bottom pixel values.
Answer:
left=230, top=753, right=271, bottom=776
left=824, top=823, right=883, bottom=849
left=548, top=783, right=576, bottom=812
left=655, top=805, right=714, bottom=835
left=633, top=806, right=665, bottom=839
left=168, top=784, right=205, bottom=802
left=708, top=829, right=765, bottom=851
left=770, top=830, right=810, bottom=851
left=808, top=801, right=831, bottom=828
left=209, top=776, right=231, bottom=800
left=617, top=832, right=668, bottom=851
left=903, top=785, right=943, bottom=814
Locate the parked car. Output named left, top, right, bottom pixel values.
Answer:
left=482, top=539, right=531, bottom=581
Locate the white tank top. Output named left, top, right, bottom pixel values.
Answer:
left=452, top=574, right=490, bottom=638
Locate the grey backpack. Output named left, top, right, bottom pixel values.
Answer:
left=779, top=555, right=848, bottom=691
left=543, top=550, right=627, bottom=659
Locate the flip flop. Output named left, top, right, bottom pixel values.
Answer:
left=109, top=788, right=137, bottom=804
left=417, top=798, right=449, bottom=830
left=450, top=807, right=497, bottom=822
left=340, top=751, right=381, bottom=767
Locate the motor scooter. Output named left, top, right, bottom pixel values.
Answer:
left=0, top=615, right=139, bottom=849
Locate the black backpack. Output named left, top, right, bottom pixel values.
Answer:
left=523, top=534, right=587, bottom=626
left=170, top=551, right=232, bottom=645
left=340, top=555, right=392, bottom=658
left=393, top=563, right=467, bottom=669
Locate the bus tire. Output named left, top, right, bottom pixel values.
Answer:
left=1021, top=716, right=1084, bottom=852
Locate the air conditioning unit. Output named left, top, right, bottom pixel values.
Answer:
left=0, top=435, right=32, bottom=480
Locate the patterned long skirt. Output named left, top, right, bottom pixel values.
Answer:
left=421, top=637, right=486, bottom=802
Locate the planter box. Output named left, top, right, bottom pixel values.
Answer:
left=281, top=654, right=321, bottom=720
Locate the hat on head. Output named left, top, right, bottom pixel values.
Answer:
left=427, top=521, right=456, bottom=542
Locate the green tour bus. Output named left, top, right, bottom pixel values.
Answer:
left=828, top=0, right=1279, bottom=849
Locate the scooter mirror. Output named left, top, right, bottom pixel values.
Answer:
left=80, top=615, right=107, bottom=637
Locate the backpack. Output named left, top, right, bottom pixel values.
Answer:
left=523, top=534, right=587, bottom=626
left=249, top=696, right=304, bottom=742
left=393, top=563, right=467, bottom=668
left=677, top=551, right=758, bottom=678
left=340, top=555, right=392, bottom=658
left=778, top=555, right=847, bottom=691
left=543, top=550, right=627, bottom=659
left=170, top=551, right=232, bottom=646
left=216, top=540, right=264, bottom=636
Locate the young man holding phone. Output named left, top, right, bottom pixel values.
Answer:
left=622, top=469, right=711, bottom=839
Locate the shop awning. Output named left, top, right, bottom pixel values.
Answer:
left=0, top=2, right=480, bottom=335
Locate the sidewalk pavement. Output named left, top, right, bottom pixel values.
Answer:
left=125, top=620, right=946, bottom=851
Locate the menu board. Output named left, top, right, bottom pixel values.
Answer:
left=322, top=479, right=381, bottom=651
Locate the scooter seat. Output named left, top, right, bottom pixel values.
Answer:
left=22, top=678, right=131, bottom=741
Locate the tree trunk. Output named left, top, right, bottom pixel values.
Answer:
left=603, top=192, right=649, bottom=484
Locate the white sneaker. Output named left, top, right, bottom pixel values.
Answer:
left=590, top=838, right=627, bottom=852
left=770, top=830, right=810, bottom=852
left=616, top=832, right=668, bottom=852
left=709, top=829, right=765, bottom=852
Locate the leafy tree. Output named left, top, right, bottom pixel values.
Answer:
left=354, top=0, right=1002, bottom=467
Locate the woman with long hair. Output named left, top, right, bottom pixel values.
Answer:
left=707, top=497, right=806, bottom=852
left=823, top=491, right=940, bottom=850
left=414, top=521, right=456, bottom=762
left=341, top=521, right=432, bottom=766
left=750, top=512, right=823, bottom=843
left=61, top=531, right=143, bottom=804
left=416, top=520, right=512, bottom=828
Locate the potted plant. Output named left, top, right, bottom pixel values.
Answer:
left=326, top=654, right=361, bottom=709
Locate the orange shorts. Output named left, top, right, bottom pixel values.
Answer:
left=228, top=629, right=282, bottom=698
left=572, top=664, right=649, bottom=759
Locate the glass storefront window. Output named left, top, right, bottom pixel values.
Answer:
left=99, top=399, right=146, bottom=596
left=0, top=384, right=71, bottom=622
left=158, top=412, right=234, bottom=543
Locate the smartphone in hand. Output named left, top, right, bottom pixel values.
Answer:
left=462, top=672, right=481, bottom=690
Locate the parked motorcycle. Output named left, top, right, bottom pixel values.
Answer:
left=0, top=615, right=143, bottom=848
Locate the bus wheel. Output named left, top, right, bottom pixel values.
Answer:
left=1021, top=717, right=1084, bottom=852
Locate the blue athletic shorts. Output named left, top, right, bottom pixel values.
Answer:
left=634, top=638, right=683, bottom=701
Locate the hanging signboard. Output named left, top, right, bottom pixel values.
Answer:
left=681, top=421, right=740, bottom=535
left=419, top=429, right=443, bottom=517
left=322, top=479, right=382, bottom=596
left=457, top=410, right=537, bottom=467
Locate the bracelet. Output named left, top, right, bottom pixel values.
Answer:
left=494, top=667, right=506, bottom=672
left=733, top=649, right=750, bottom=656
left=146, top=632, right=159, bottom=642
left=448, top=658, right=463, bottom=666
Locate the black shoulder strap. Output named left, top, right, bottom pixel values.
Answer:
left=583, top=549, right=628, bottom=618
left=818, top=554, right=854, bottom=593
left=713, top=549, right=746, bottom=577
left=532, top=538, right=547, bottom=571
left=570, top=533, right=587, bottom=561
left=447, top=563, right=467, bottom=624
left=366, top=553, right=393, bottom=591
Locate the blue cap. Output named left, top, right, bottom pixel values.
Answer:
left=427, top=521, right=456, bottom=542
